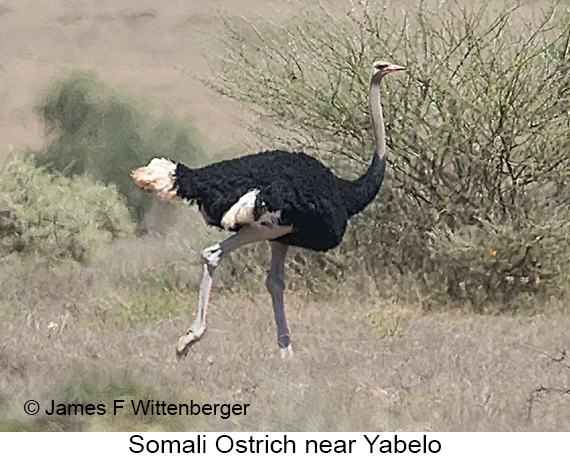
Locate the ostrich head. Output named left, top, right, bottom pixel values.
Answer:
left=371, top=60, right=406, bottom=82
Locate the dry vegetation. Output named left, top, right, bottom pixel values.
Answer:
left=2, top=242, right=570, bottom=431
left=1, top=0, right=570, bottom=433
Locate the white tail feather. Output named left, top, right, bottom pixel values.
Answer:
left=131, top=158, right=179, bottom=201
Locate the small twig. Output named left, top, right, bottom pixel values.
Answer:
left=527, top=385, right=570, bottom=421
left=522, top=343, right=570, bottom=369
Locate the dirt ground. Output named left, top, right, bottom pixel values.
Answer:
left=0, top=0, right=301, bottom=155
left=1, top=0, right=570, bottom=432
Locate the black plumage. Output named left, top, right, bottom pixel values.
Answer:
left=173, top=149, right=385, bottom=252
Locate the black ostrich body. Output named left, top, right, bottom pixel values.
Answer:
left=174, top=150, right=385, bottom=252
left=131, top=61, right=404, bottom=358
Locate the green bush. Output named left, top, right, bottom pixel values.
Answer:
left=35, top=70, right=205, bottom=230
left=211, top=0, right=570, bottom=311
left=0, top=153, right=133, bottom=262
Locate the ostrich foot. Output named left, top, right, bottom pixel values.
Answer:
left=280, top=345, right=294, bottom=359
left=176, top=325, right=206, bottom=359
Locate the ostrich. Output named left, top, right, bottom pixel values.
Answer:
left=132, top=60, right=404, bottom=358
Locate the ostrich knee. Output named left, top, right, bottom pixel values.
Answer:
left=201, top=243, right=223, bottom=268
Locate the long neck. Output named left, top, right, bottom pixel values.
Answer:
left=370, top=78, right=387, bottom=162
left=342, top=77, right=387, bottom=217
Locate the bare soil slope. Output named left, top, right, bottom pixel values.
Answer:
left=0, top=0, right=295, bottom=154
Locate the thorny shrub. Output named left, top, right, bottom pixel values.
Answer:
left=211, top=0, right=570, bottom=311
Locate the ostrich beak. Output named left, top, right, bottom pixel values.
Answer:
left=386, top=64, right=406, bottom=73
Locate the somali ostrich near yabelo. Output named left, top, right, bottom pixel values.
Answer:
left=132, top=60, right=405, bottom=358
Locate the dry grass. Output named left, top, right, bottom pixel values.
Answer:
left=1, top=217, right=570, bottom=432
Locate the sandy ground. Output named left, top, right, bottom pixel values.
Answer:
left=0, top=0, right=310, bottom=155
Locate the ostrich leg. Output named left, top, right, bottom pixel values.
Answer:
left=176, top=223, right=292, bottom=358
left=266, top=241, right=293, bottom=358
